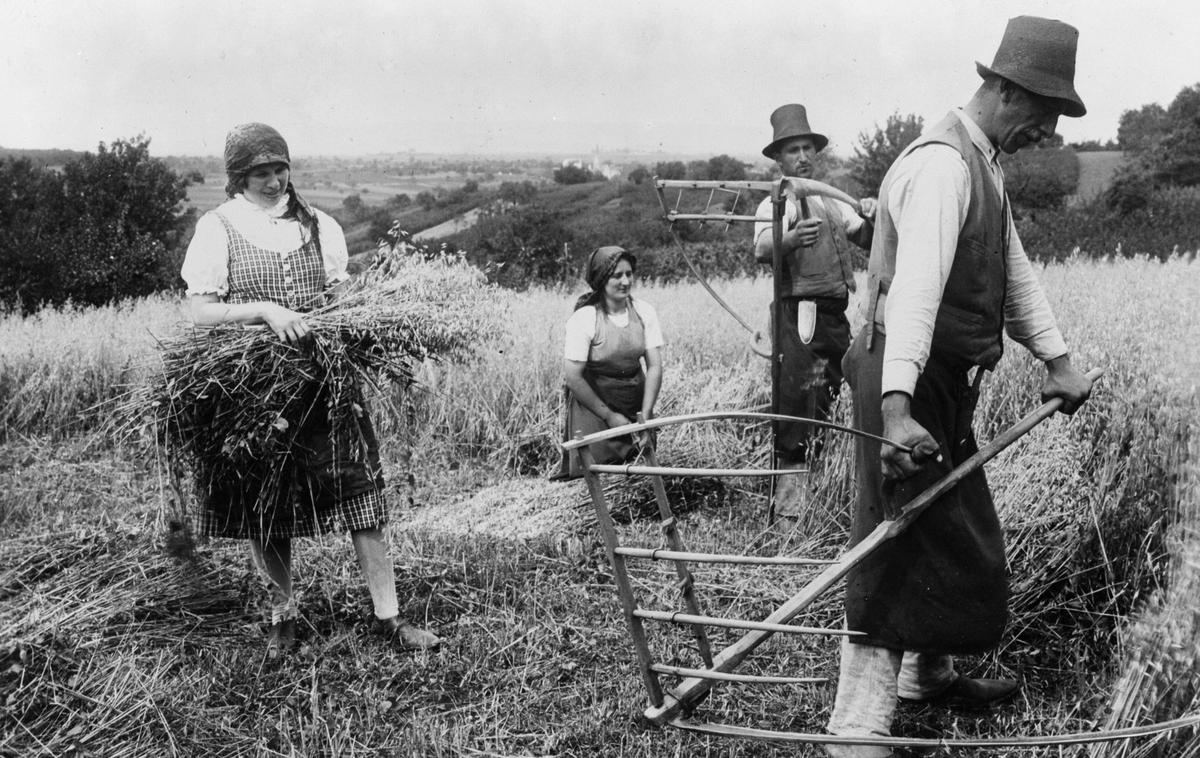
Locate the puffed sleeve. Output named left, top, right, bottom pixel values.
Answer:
left=180, top=212, right=230, bottom=297
left=636, top=300, right=666, bottom=349
left=564, top=307, right=596, bottom=361
left=316, top=210, right=350, bottom=285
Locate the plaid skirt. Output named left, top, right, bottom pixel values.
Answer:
left=199, top=404, right=388, bottom=540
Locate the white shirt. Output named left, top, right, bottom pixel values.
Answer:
left=563, top=300, right=665, bottom=362
left=752, top=195, right=865, bottom=251
left=181, top=194, right=350, bottom=297
left=881, top=109, right=1068, bottom=396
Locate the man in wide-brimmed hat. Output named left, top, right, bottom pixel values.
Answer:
left=826, top=17, right=1093, bottom=757
left=752, top=104, right=876, bottom=526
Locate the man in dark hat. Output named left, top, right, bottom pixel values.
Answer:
left=753, top=103, right=876, bottom=524
left=826, top=17, right=1094, bottom=757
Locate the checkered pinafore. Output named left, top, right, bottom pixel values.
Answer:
left=218, top=211, right=326, bottom=310
left=198, top=212, right=388, bottom=540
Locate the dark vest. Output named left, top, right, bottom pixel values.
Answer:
left=780, top=197, right=857, bottom=299
left=866, top=113, right=1008, bottom=369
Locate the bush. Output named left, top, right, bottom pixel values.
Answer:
left=498, top=180, right=538, bottom=205
left=1017, top=185, right=1200, bottom=261
left=455, top=204, right=576, bottom=288
left=632, top=239, right=761, bottom=283
left=653, top=161, right=686, bottom=180
left=0, top=137, right=191, bottom=311
left=553, top=164, right=600, bottom=185
left=1001, top=145, right=1080, bottom=210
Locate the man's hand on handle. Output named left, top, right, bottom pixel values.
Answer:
left=1042, top=354, right=1092, bottom=414
left=880, top=356, right=1094, bottom=482
left=787, top=217, right=823, bottom=248
left=880, top=391, right=941, bottom=481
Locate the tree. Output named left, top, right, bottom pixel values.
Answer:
left=847, top=112, right=925, bottom=195
left=1, top=136, right=192, bottom=310
left=60, top=136, right=189, bottom=245
left=553, top=164, right=597, bottom=185
left=1001, top=146, right=1079, bottom=209
left=342, top=193, right=365, bottom=217
left=706, top=154, right=747, bottom=181
left=416, top=190, right=438, bottom=211
left=498, top=180, right=538, bottom=205
left=685, top=160, right=710, bottom=180
left=627, top=165, right=650, bottom=185
left=463, top=205, right=575, bottom=288
left=1107, top=83, right=1200, bottom=213
left=1154, top=83, right=1200, bottom=187
left=386, top=193, right=412, bottom=210
left=653, top=161, right=686, bottom=180
left=1117, top=103, right=1169, bottom=154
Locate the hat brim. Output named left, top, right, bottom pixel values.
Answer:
left=976, top=61, right=1086, bottom=118
left=763, top=133, right=829, bottom=159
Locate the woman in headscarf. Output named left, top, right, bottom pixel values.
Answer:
left=553, top=246, right=665, bottom=480
left=180, top=123, right=440, bottom=656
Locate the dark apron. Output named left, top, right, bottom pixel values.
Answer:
left=554, top=305, right=647, bottom=480
left=841, top=326, right=1008, bottom=654
left=201, top=386, right=385, bottom=540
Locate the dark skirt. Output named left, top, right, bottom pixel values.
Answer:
left=774, top=296, right=850, bottom=464
left=841, top=326, right=1008, bottom=654
left=199, top=403, right=388, bottom=540
left=553, top=370, right=645, bottom=481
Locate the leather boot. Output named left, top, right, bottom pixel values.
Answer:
left=771, top=462, right=809, bottom=524
left=378, top=616, right=442, bottom=650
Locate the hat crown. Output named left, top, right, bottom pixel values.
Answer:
left=770, top=104, right=813, bottom=139
left=990, top=16, right=1077, bottom=81
left=763, top=104, right=828, bottom=158
left=979, top=15, right=1086, bottom=117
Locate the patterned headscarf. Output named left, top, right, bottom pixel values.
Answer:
left=223, top=123, right=290, bottom=196
left=573, top=246, right=637, bottom=311
left=222, top=122, right=321, bottom=254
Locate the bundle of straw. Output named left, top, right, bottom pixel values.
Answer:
left=118, top=242, right=495, bottom=520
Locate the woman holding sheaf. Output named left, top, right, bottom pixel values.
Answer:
left=180, top=122, right=440, bottom=656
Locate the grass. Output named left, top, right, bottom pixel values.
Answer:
left=1, top=254, right=1199, bottom=756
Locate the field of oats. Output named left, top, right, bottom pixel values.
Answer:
left=2, top=253, right=1199, bottom=757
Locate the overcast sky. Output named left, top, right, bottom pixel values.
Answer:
left=2, top=0, right=1197, bottom=159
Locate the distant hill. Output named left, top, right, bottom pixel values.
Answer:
left=0, top=147, right=86, bottom=166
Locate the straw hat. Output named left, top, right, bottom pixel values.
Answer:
left=762, top=104, right=829, bottom=159
left=976, top=16, right=1086, bottom=118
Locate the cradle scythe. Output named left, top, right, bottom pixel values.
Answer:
left=641, top=367, right=1105, bottom=727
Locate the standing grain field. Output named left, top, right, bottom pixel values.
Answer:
left=1, top=254, right=1198, bottom=756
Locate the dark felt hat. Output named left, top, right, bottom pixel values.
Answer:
left=976, top=15, right=1086, bottom=118
left=762, top=104, right=828, bottom=159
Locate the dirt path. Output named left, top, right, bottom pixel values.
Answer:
left=413, top=207, right=483, bottom=241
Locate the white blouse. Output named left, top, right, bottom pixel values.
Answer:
left=181, top=194, right=350, bottom=297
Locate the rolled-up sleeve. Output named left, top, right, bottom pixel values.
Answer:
left=317, top=212, right=350, bottom=285
left=180, top=213, right=229, bottom=297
